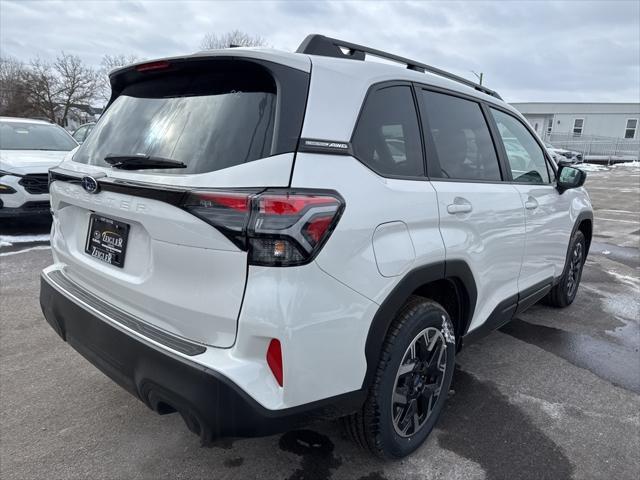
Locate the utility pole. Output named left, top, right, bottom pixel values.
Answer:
left=471, top=70, right=483, bottom=86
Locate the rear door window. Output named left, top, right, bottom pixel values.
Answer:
left=420, top=90, right=502, bottom=181
left=352, top=85, right=424, bottom=177
left=73, top=60, right=302, bottom=174
left=491, top=109, right=551, bottom=184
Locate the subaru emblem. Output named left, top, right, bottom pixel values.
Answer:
left=81, top=176, right=99, bottom=194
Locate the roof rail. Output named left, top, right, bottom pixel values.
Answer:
left=296, top=34, right=502, bottom=100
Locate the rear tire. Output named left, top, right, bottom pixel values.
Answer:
left=545, top=230, right=586, bottom=308
left=342, top=296, right=456, bottom=459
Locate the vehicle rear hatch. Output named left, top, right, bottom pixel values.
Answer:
left=49, top=52, right=310, bottom=348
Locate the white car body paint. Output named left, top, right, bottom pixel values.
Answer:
left=40, top=46, right=593, bottom=415
left=0, top=145, right=73, bottom=212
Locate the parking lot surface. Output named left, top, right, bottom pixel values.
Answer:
left=1, top=165, right=639, bottom=480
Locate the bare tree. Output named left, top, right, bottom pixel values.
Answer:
left=20, top=53, right=98, bottom=126
left=1, top=52, right=99, bottom=125
left=0, top=56, right=32, bottom=117
left=98, top=54, right=139, bottom=103
left=54, top=52, right=99, bottom=126
left=22, top=57, right=60, bottom=122
left=200, top=30, right=267, bottom=50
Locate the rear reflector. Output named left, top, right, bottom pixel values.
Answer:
left=135, top=60, right=171, bottom=72
left=266, top=339, right=283, bottom=387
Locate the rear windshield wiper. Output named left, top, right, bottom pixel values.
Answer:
left=104, top=154, right=187, bottom=170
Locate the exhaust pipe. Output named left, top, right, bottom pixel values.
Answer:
left=141, top=382, right=213, bottom=445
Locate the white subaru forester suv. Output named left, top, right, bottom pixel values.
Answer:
left=40, top=35, right=592, bottom=459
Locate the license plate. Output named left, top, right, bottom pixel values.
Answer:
left=85, top=214, right=130, bottom=268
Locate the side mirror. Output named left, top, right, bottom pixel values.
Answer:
left=557, top=165, right=586, bottom=193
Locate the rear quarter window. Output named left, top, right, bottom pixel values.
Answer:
left=352, top=85, right=425, bottom=178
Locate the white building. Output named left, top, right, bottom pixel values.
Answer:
left=511, top=102, right=639, bottom=140
left=511, top=102, right=639, bottom=161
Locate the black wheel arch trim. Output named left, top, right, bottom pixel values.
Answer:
left=362, top=259, right=477, bottom=390
left=559, top=210, right=593, bottom=285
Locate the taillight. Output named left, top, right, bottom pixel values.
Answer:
left=182, top=191, right=253, bottom=248
left=182, top=189, right=344, bottom=266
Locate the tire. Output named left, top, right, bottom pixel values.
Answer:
left=342, top=296, right=456, bottom=459
left=545, top=230, right=586, bottom=308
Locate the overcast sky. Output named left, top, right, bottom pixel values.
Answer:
left=1, top=0, right=638, bottom=103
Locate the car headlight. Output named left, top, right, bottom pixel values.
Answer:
left=0, top=169, right=17, bottom=177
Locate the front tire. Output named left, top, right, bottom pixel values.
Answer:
left=545, top=230, right=586, bottom=308
left=342, top=297, right=456, bottom=459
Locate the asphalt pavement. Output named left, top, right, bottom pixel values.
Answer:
left=1, top=165, right=639, bottom=480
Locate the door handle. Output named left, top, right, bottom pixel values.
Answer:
left=447, top=199, right=473, bottom=214
left=524, top=197, right=539, bottom=210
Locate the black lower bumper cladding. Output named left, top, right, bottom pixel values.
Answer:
left=0, top=201, right=50, bottom=217
left=39, top=276, right=364, bottom=444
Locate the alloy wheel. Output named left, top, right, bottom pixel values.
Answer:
left=566, top=241, right=584, bottom=298
left=391, top=327, right=448, bottom=437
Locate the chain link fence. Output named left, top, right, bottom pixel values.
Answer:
left=543, top=132, right=639, bottom=163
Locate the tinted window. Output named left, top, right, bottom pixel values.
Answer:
left=421, top=91, right=501, bottom=181
left=72, top=126, right=87, bottom=142
left=491, top=109, right=551, bottom=184
left=0, top=121, right=77, bottom=151
left=73, top=62, right=279, bottom=174
left=352, top=85, right=424, bottom=177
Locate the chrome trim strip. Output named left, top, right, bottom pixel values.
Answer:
left=49, top=168, right=187, bottom=206
left=43, top=269, right=206, bottom=356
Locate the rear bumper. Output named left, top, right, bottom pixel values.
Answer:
left=40, top=270, right=364, bottom=443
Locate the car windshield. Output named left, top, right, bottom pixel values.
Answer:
left=0, top=121, right=77, bottom=151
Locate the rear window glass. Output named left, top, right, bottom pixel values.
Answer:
left=73, top=62, right=278, bottom=174
left=0, top=122, right=77, bottom=151
left=421, top=90, right=501, bottom=181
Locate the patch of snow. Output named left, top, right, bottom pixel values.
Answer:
left=514, top=393, right=564, bottom=420
left=576, top=163, right=609, bottom=172
left=612, top=160, right=640, bottom=168
left=0, top=234, right=50, bottom=247
left=0, top=245, right=51, bottom=257
left=606, top=270, right=640, bottom=290
left=602, top=250, right=611, bottom=255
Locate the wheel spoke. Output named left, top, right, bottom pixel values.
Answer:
left=397, top=361, right=417, bottom=377
left=424, top=338, right=441, bottom=367
left=437, top=344, right=447, bottom=372
left=393, top=406, right=404, bottom=426
left=393, top=390, right=408, bottom=405
left=413, top=413, right=421, bottom=433
left=399, top=399, right=416, bottom=434
left=421, top=383, right=438, bottom=401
